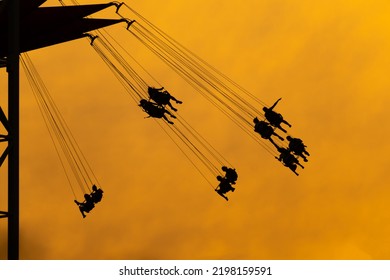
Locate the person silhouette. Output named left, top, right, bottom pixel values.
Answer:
left=147, top=86, right=183, bottom=112
left=91, top=185, right=104, bottom=203
left=262, top=98, right=291, bottom=133
left=215, top=175, right=235, bottom=201
left=221, top=166, right=238, bottom=184
left=274, top=145, right=304, bottom=176
left=74, top=194, right=95, bottom=218
left=139, top=99, right=176, bottom=124
left=253, top=117, right=284, bottom=145
left=286, top=136, right=310, bottom=162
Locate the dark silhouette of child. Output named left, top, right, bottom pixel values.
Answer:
left=263, top=98, right=291, bottom=133
left=286, top=136, right=310, bottom=162
left=148, top=86, right=182, bottom=112
left=139, top=99, right=176, bottom=124
left=74, top=194, right=95, bottom=218
left=91, top=185, right=104, bottom=203
left=215, top=175, right=235, bottom=201
left=221, top=166, right=238, bottom=184
left=274, top=145, right=304, bottom=176
left=253, top=117, right=284, bottom=145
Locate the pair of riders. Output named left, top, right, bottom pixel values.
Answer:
left=215, top=166, right=238, bottom=201
left=139, top=86, right=183, bottom=125
left=74, top=185, right=104, bottom=218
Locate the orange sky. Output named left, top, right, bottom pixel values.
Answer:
left=1, top=0, right=390, bottom=259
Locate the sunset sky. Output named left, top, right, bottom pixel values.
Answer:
left=1, top=0, right=390, bottom=259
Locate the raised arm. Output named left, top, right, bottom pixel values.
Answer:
left=269, top=98, right=282, bottom=110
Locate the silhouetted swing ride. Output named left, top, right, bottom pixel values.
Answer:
left=21, top=53, right=104, bottom=218
left=20, top=1, right=311, bottom=217
left=116, top=4, right=309, bottom=172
